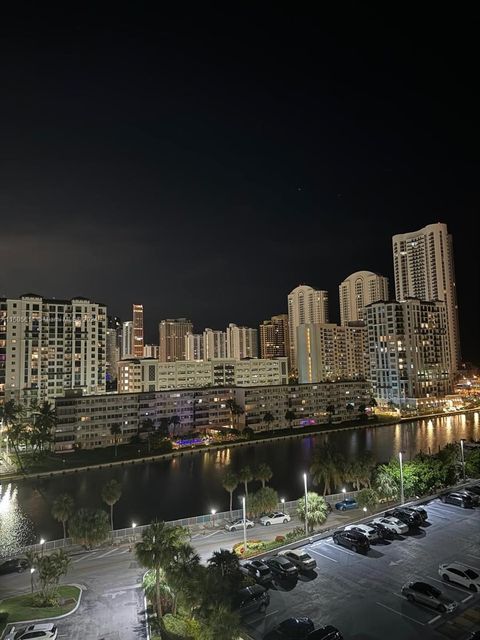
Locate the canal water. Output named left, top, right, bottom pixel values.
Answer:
left=1, top=412, right=479, bottom=552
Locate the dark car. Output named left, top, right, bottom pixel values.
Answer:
left=466, top=484, right=480, bottom=496
left=334, top=497, right=358, bottom=511
left=439, top=492, right=474, bottom=508
left=457, top=489, right=480, bottom=505
left=239, top=560, right=273, bottom=585
left=369, top=521, right=395, bottom=541
left=385, top=507, right=422, bottom=528
left=0, top=558, right=28, bottom=575
left=410, top=506, right=428, bottom=522
left=266, top=555, right=299, bottom=579
left=234, top=584, right=270, bottom=617
left=265, top=617, right=314, bottom=639
left=307, top=626, right=343, bottom=640
left=333, top=529, right=370, bottom=554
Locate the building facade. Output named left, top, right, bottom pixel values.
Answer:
left=0, top=294, right=106, bottom=406
left=203, top=328, right=227, bottom=360
left=143, top=344, right=159, bottom=358
left=287, top=285, right=329, bottom=370
left=132, top=304, right=144, bottom=357
left=159, top=318, right=193, bottom=362
left=185, top=333, right=205, bottom=361
left=392, top=222, right=461, bottom=369
left=259, top=314, right=290, bottom=361
left=121, top=321, right=133, bottom=359
left=226, top=324, right=258, bottom=359
left=339, top=270, right=389, bottom=325
left=365, top=299, right=452, bottom=406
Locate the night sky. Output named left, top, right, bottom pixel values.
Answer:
left=1, top=7, right=478, bottom=361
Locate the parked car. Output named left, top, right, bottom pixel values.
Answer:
left=5, top=624, right=58, bottom=640
left=306, top=626, right=343, bottom=640
left=234, top=584, right=270, bottom=617
left=401, top=581, right=457, bottom=612
left=225, top=518, right=255, bottom=532
left=265, top=555, right=299, bottom=579
left=457, top=489, right=480, bottom=505
left=260, top=512, right=291, bottom=526
left=265, top=617, right=314, bottom=638
left=0, top=558, right=28, bottom=575
left=368, top=521, right=395, bottom=540
left=239, top=559, right=273, bottom=585
left=439, top=492, right=474, bottom=508
left=344, top=524, right=379, bottom=543
left=372, top=516, right=409, bottom=535
left=332, top=530, right=370, bottom=554
left=410, top=505, right=428, bottom=521
left=334, top=497, right=358, bottom=511
left=384, top=507, right=422, bottom=528
left=438, top=562, right=480, bottom=592
left=278, top=548, right=317, bottom=571
left=466, top=484, right=480, bottom=496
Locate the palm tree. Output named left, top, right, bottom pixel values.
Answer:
left=225, top=399, right=244, bottom=429
left=263, top=411, right=275, bottom=432
left=237, top=465, right=253, bottom=498
left=222, top=471, right=238, bottom=518
left=101, top=479, right=122, bottom=532
left=326, top=404, right=335, bottom=422
left=158, top=417, right=170, bottom=438
left=207, top=549, right=240, bottom=578
left=296, top=492, right=330, bottom=533
left=51, top=493, right=74, bottom=542
left=310, top=445, right=345, bottom=495
left=285, top=408, right=296, bottom=430
left=110, top=423, right=122, bottom=457
left=254, top=462, right=272, bottom=488
left=203, top=604, right=241, bottom=640
left=31, top=402, right=56, bottom=453
left=169, top=415, right=181, bottom=438
left=2, top=402, right=27, bottom=471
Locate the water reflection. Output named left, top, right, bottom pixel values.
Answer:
left=0, top=483, right=34, bottom=555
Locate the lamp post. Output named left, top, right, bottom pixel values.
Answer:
left=132, top=522, right=137, bottom=544
left=280, top=497, right=285, bottom=514
left=398, top=451, right=404, bottom=505
left=40, top=538, right=46, bottom=557
left=303, top=473, right=308, bottom=537
left=342, top=488, right=346, bottom=502
left=211, top=509, right=217, bottom=529
left=460, top=439, right=466, bottom=482
left=30, top=567, right=35, bottom=594
left=242, top=496, right=247, bottom=556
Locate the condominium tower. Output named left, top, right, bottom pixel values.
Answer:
left=226, top=323, right=258, bottom=359
left=287, top=285, right=329, bottom=370
left=392, top=222, right=460, bottom=369
left=159, top=318, right=193, bottom=362
left=121, top=321, right=133, bottom=359
left=132, top=304, right=144, bottom=357
left=339, top=271, right=389, bottom=325
left=259, top=314, right=290, bottom=361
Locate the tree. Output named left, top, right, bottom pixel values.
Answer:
left=249, top=487, right=279, bottom=517
left=466, top=449, right=480, bottom=478
left=357, top=403, right=367, bottom=420
left=207, top=549, right=241, bottom=579
left=27, top=550, right=70, bottom=606
left=201, top=604, right=242, bottom=640
left=237, top=465, right=253, bottom=498
left=1, top=400, right=27, bottom=470
left=326, top=404, right=335, bottom=419
left=158, top=417, right=170, bottom=438
left=242, top=427, right=254, bottom=440
left=169, top=415, right=181, bottom=438
left=31, top=401, right=56, bottom=452
left=285, top=408, right=296, bottom=430
left=309, top=445, right=345, bottom=495
left=110, top=423, right=122, bottom=457
left=101, top=479, right=122, bottom=532
left=226, top=399, right=244, bottom=429
left=373, top=464, right=399, bottom=502
left=222, top=471, right=238, bottom=518
left=69, top=508, right=111, bottom=549
left=254, top=462, right=272, bottom=488
left=297, top=492, right=329, bottom=533
left=357, top=488, right=379, bottom=509
left=263, top=411, right=275, bottom=431
left=51, top=494, right=74, bottom=541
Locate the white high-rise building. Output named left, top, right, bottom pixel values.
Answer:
left=185, top=333, right=204, bottom=361
left=0, top=294, right=107, bottom=406
left=339, top=271, right=389, bottom=325
left=226, top=324, right=258, bottom=359
left=287, top=285, right=329, bottom=370
left=392, top=222, right=460, bottom=370
left=365, top=299, right=452, bottom=406
left=121, top=321, right=133, bottom=359
left=203, top=328, right=227, bottom=360
left=143, top=344, right=159, bottom=359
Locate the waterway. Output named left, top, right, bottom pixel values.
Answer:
left=1, top=411, right=479, bottom=552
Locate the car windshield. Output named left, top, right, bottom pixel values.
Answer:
left=298, top=554, right=310, bottom=560
left=258, top=567, right=270, bottom=575
left=465, top=569, right=479, bottom=579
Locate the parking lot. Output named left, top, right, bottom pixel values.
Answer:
left=244, top=497, right=480, bottom=640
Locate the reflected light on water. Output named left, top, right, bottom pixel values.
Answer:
left=0, top=483, right=34, bottom=555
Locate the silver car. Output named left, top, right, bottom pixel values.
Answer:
left=278, top=548, right=317, bottom=571
left=401, top=581, right=457, bottom=613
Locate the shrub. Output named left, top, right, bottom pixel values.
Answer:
left=357, top=488, right=379, bottom=509
left=275, top=535, right=285, bottom=543
left=162, top=614, right=193, bottom=640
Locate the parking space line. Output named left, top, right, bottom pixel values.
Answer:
left=376, top=601, right=425, bottom=625
left=428, top=614, right=441, bottom=625
left=427, top=576, right=470, bottom=593
left=467, top=554, right=480, bottom=561
left=461, top=594, right=474, bottom=603
left=72, top=553, right=99, bottom=563
left=308, top=548, right=338, bottom=563
left=323, top=542, right=357, bottom=557
left=248, top=609, right=279, bottom=625
left=96, top=548, right=118, bottom=559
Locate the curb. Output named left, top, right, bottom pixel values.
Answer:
left=0, top=584, right=83, bottom=639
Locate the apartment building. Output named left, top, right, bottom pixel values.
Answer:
left=288, top=285, right=329, bottom=370
left=339, top=271, right=389, bottom=325
left=259, top=314, right=290, bottom=360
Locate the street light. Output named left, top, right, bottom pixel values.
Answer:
left=460, top=439, right=466, bottom=481
left=398, top=452, right=404, bottom=505
left=30, top=567, right=35, bottom=594
left=40, top=538, right=46, bottom=556
left=211, top=509, right=217, bottom=529
left=132, top=522, right=137, bottom=543
left=280, top=497, right=285, bottom=513
left=241, top=496, right=247, bottom=556
left=303, top=473, right=308, bottom=537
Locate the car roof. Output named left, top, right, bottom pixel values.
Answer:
left=26, top=625, right=55, bottom=631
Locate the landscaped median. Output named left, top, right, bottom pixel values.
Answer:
left=0, top=585, right=82, bottom=637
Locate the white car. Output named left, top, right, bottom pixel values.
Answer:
left=344, top=523, right=379, bottom=543
left=6, top=624, right=58, bottom=640
left=439, top=562, right=480, bottom=592
left=278, top=548, right=317, bottom=571
left=372, top=516, right=409, bottom=535
left=259, top=512, right=291, bottom=526
left=225, top=518, right=255, bottom=532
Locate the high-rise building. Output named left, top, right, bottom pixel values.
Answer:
left=159, top=318, right=193, bottom=362
left=287, top=285, right=329, bottom=370
left=121, top=321, right=133, bottom=359
left=365, top=299, right=452, bottom=406
left=0, top=294, right=107, bottom=406
left=203, top=328, right=227, bottom=360
left=185, top=333, right=204, bottom=361
left=226, top=323, right=258, bottom=359
left=296, top=323, right=368, bottom=384
left=259, top=314, right=290, bottom=361
left=106, top=328, right=120, bottom=379
left=392, top=222, right=460, bottom=370
left=143, top=344, right=159, bottom=358
left=339, top=271, right=389, bottom=325
left=132, top=304, right=144, bottom=357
